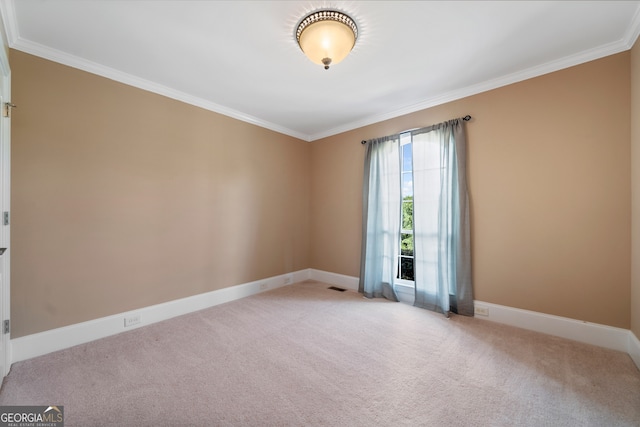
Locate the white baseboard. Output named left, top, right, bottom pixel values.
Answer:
left=10, top=270, right=310, bottom=363
left=629, top=331, right=640, bottom=370
left=10, top=268, right=640, bottom=373
left=308, top=269, right=359, bottom=291
left=473, top=300, right=631, bottom=354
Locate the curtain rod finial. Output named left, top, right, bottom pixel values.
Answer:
left=361, top=140, right=367, bottom=145
left=463, top=115, right=471, bottom=121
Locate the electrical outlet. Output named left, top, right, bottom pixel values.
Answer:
left=259, top=283, right=268, bottom=291
left=475, top=306, right=489, bottom=317
left=124, top=314, right=141, bottom=327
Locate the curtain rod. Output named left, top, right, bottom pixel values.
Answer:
left=360, top=115, right=471, bottom=145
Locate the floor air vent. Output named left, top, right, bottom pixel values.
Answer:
left=328, top=286, right=347, bottom=292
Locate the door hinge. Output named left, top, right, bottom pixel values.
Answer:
left=3, top=211, right=8, bottom=226
left=2, top=102, right=16, bottom=118
left=3, top=320, right=9, bottom=334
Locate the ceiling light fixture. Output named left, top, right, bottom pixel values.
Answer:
left=295, top=10, right=358, bottom=70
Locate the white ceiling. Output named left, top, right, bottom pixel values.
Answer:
left=1, top=1, right=639, bottom=141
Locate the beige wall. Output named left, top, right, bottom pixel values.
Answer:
left=10, top=50, right=310, bottom=338
left=632, top=39, right=640, bottom=339
left=10, top=46, right=635, bottom=336
left=311, top=53, right=631, bottom=329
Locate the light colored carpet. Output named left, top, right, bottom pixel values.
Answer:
left=1, top=280, right=639, bottom=426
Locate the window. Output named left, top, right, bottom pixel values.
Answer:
left=398, top=132, right=414, bottom=283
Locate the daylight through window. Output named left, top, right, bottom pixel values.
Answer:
left=399, top=132, right=414, bottom=282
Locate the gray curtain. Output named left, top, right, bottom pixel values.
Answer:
left=412, top=118, right=473, bottom=316
left=359, top=135, right=401, bottom=300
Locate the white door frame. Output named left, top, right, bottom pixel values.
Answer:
left=0, top=24, right=11, bottom=378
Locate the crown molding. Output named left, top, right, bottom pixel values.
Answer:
left=309, top=34, right=636, bottom=141
left=12, top=37, right=310, bottom=141
left=7, top=35, right=630, bottom=144
left=624, top=2, right=640, bottom=49
left=0, top=0, right=310, bottom=143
